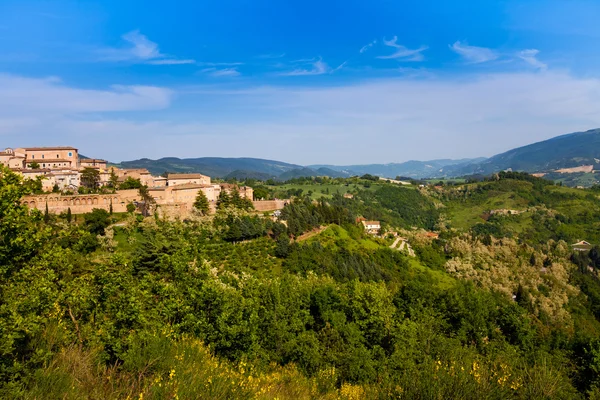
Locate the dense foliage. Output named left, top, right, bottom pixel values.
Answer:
left=3, top=167, right=600, bottom=398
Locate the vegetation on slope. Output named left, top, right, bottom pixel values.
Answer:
left=5, top=167, right=600, bottom=398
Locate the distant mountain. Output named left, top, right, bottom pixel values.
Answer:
left=450, top=128, right=600, bottom=176
left=115, top=128, right=600, bottom=187
left=309, top=158, right=485, bottom=179
left=116, top=157, right=302, bottom=177
left=278, top=167, right=321, bottom=181
left=223, top=170, right=277, bottom=181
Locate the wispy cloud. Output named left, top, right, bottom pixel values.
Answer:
left=279, top=59, right=331, bottom=76
left=98, top=30, right=195, bottom=65
left=518, top=49, right=547, bottom=70
left=197, top=61, right=243, bottom=67
left=201, top=68, right=241, bottom=77
left=256, top=53, right=286, bottom=59
left=377, top=36, right=428, bottom=61
left=359, top=40, right=377, bottom=53
left=450, top=41, right=498, bottom=63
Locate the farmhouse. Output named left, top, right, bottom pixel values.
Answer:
left=361, top=220, right=381, bottom=235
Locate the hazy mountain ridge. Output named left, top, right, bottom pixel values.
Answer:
left=450, top=128, right=600, bottom=176
left=116, top=128, right=600, bottom=186
left=116, top=157, right=303, bottom=177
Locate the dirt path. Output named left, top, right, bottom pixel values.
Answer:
left=390, top=237, right=401, bottom=249
left=296, top=226, right=328, bottom=242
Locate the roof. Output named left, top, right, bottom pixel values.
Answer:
left=168, top=173, right=208, bottom=180
left=18, top=168, right=51, bottom=173
left=362, top=220, right=381, bottom=226
left=572, top=240, right=591, bottom=246
left=170, top=183, right=210, bottom=191
left=23, top=146, right=78, bottom=151
left=120, top=168, right=150, bottom=174
left=81, top=159, right=107, bottom=163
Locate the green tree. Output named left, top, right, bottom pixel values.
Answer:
left=83, top=208, right=111, bottom=235
left=118, top=177, right=142, bottom=190
left=0, top=166, right=45, bottom=274
left=109, top=200, right=113, bottom=215
left=81, top=167, right=100, bottom=190
left=52, top=184, right=60, bottom=193
left=44, top=202, right=50, bottom=223
left=109, top=169, right=119, bottom=188
left=138, top=185, right=154, bottom=216
left=217, top=190, right=231, bottom=209
left=28, top=161, right=40, bottom=169
left=66, top=207, right=72, bottom=223
left=126, top=202, right=136, bottom=213
left=193, top=190, right=210, bottom=215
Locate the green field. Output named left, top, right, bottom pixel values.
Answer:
left=267, top=182, right=377, bottom=200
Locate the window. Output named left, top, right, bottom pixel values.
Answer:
left=31, top=155, right=34, bottom=159
left=42, top=155, right=44, bottom=159
left=68, top=152, right=73, bottom=157
left=57, top=154, right=59, bottom=158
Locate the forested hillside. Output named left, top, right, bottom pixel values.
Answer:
left=3, top=167, right=600, bottom=398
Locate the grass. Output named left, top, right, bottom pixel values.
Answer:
left=267, top=182, right=377, bottom=200
left=305, top=224, right=384, bottom=251
left=407, top=258, right=456, bottom=290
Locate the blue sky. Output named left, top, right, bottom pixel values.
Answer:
left=1, top=0, right=600, bottom=164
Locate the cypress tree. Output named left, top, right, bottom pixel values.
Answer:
left=66, top=207, right=72, bottom=223
left=44, top=202, right=50, bottom=223
left=217, top=190, right=231, bottom=210
left=194, top=190, right=210, bottom=215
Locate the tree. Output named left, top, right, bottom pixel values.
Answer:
left=83, top=208, right=111, bottom=235
left=193, top=190, right=210, bottom=215
left=109, top=169, right=119, bottom=189
left=28, top=161, right=40, bottom=169
left=217, top=190, right=231, bottom=209
left=0, top=166, right=44, bottom=274
left=52, top=183, right=60, bottom=193
left=44, top=202, right=50, bottom=223
left=118, top=177, right=142, bottom=190
left=126, top=202, right=136, bottom=213
left=138, top=185, right=154, bottom=216
left=66, top=207, right=72, bottom=223
left=109, top=200, right=113, bottom=215
left=81, top=167, right=100, bottom=190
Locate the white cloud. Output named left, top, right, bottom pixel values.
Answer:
left=450, top=41, right=498, bottom=63
left=2, top=71, right=600, bottom=165
left=255, top=53, right=286, bottom=59
left=197, top=62, right=244, bottom=67
left=201, top=67, right=241, bottom=77
left=378, top=36, right=428, bottom=61
left=359, top=40, right=377, bottom=53
left=148, top=59, right=196, bottom=65
left=279, top=59, right=331, bottom=76
left=518, top=49, right=547, bottom=70
left=0, top=74, right=172, bottom=115
left=98, top=30, right=195, bottom=65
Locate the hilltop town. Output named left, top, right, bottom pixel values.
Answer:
left=0, top=146, right=284, bottom=216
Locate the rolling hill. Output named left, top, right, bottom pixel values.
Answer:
left=115, top=157, right=303, bottom=177
left=450, top=128, right=600, bottom=176
left=115, top=128, right=600, bottom=186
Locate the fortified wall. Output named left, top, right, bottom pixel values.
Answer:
left=252, top=200, right=287, bottom=212
left=22, top=192, right=288, bottom=216
left=22, top=189, right=140, bottom=214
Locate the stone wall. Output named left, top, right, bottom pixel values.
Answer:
left=252, top=200, right=287, bottom=212
left=22, top=189, right=141, bottom=214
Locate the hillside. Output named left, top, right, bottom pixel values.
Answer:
left=115, top=128, right=600, bottom=187
left=452, top=128, right=600, bottom=176
left=116, top=157, right=303, bottom=177
left=310, top=158, right=484, bottom=179
left=6, top=168, right=600, bottom=398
